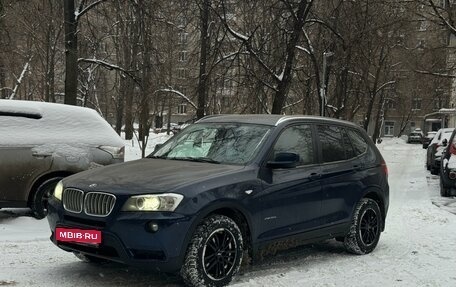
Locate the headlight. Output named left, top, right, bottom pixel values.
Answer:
left=122, top=193, right=184, bottom=212
left=54, top=181, right=64, bottom=201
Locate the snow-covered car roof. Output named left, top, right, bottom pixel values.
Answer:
left=0, top=100, right=123, bottom=147
left=430, top=128, right=454, bottom=145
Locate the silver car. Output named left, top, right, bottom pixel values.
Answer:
left=0, top=100, right=124, bottom=218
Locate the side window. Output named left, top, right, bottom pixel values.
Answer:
left=317, top=125, right=350, bottom=163
left=272, top=125, right=314, bottom=166
left=347, top=129, right=368, bottom=156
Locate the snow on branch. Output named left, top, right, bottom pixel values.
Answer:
left=415, top=69, right=456, bottom=78
left=296, top=45, right=311, bottom=55
left=75, top=0, right=106, bottom=21
left=9, top=58, right=32, bottom=100
left=375, top=80, right=396, bottom=94
left=154, top=88, right=197, bottom=110
left=78, top=58, right=139, bottom=83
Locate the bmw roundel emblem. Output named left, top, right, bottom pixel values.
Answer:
left=89, top=183, right=97, bottom=188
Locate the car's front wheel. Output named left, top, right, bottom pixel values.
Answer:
left=181, top=215, right=243, bottom=287
left=344, top=198, right=382, bottom=255
left=31, top=177, right=63, bottom=219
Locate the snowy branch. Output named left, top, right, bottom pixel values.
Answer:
left=9, top=58, right=32, bottom=100
left=154, top=88, right=197, bottom=110
left=75, top=0, right=106, bottom=22
left=78, top=58, right=139, bottom=83
left=415, top=69, right=456, bottom=78
left=296, top=45, right=311, bottom=55
left=283, top=98, right=304, bottom=109
left=375, top=80, right=396, bottom=95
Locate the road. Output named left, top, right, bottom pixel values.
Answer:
left=1, top=138, right=456, bottom=286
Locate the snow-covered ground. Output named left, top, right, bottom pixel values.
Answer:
left=1, top=138, right=456, bottom=286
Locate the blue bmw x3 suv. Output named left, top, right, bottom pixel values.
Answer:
left=47, top=115, right=389, bottom=287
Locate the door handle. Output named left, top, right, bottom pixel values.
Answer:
left=353, top=165, right=363, bottom=171
left=309, top=173, right=321, bottom=180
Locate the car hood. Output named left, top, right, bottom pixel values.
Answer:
left=63, top=158, right=245, bottom=194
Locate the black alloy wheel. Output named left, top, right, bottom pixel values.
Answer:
left=202, top=228, right=238, bottom=281
left=344, top=198, right=382, bottom=255
left=181, top=215, right=243, bottom=287
left=359, top=209, right=379, bottom=246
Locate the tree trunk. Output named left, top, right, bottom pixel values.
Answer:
left=196, top=0, right=210, bottom=119
left=64, top=0, right=78, bottom=105
left=271, top=0, right=311, bottom=114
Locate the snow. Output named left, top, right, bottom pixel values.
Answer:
left=0, top=100, right=124, bottom=147
left=1, top=138, right=456, bottom=286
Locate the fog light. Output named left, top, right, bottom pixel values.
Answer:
left=148, top=222, right=159, bottom=232
left=449, top=171, right=456, bottom=180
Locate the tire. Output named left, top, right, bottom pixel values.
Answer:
left=344, top=198, right=382, bottom=255
left=73, top=252, right=109, bottom=264
left=181, top=215, right=244, bottom=287
left=31, top=177, right=63, bottom=219
left=430, top=167, right=439, bottom=175
left=440, top=177, right=450, bottom=197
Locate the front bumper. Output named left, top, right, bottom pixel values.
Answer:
left=47, top=197, right=193, bottom=273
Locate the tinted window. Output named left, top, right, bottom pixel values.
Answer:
left=272, top=125, right=314, bottom=166
left=347, top=129, right=368, bottom=156
left=318, top=125, right=351, bottom=163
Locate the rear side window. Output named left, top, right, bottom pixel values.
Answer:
left=317, top=125, right=352, bottom=163
left=347, top=129, right=368, bottom=156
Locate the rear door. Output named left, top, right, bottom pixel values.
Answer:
left=257, top=124, right=322, bottom=240
left=317, top=125, right=363, bottom=227
left=0, top=115, right=52, bottom=206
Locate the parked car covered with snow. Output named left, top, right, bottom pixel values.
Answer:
left=426, top=128, right=454, bottom=173
left=422, top=131, right=437, bottom=149
left=407, top=131, right=422, bottom=143
left=0, top=100, right=124, bottom=219
left=47, top=115, right=389, bottom=287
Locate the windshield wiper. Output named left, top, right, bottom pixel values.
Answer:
left=170, top=157, right=220, bottom=164
left=147, top=155, right=167, bottom=159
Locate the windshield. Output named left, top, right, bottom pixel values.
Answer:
left=150, top=123, right=272, bottom=165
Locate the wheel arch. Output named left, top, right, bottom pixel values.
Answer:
left=27, top=171, right=73, bottom=206
left=179, top=202, right=254, bottom=266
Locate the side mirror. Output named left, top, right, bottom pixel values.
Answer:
left=443, top=139, right=448, bottom=147
left=267, top=152, right=300, bottom=169
left=153, top=143, right=163, bottom=153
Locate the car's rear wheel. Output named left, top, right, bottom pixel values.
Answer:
left=181, top=215, right=243, bottom=287
left=31, top=177, right=63, bottom=219
left=344, top=198, right=382, bottom=255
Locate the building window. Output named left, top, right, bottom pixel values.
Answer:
left=177, top=68, right=188, bottom=79
left=177, top=103, right=187, bottom=114
left=179, top=50, right=188, bottom=62
left=412, top=98, right=422, bottom=110
left=434, top=97, right=443, bottom=110
left=417, top=39, right=426, bottom=50
left=178, top=32, right=188, bottom=45
left=384, top=121, right=394, bottom=136
left=386, top=99, right=396, bottom=110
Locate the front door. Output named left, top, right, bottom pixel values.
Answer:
left=257, top=124, right=322, bottom=241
